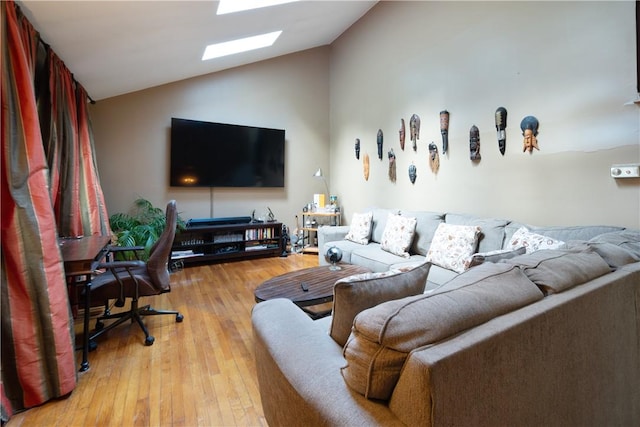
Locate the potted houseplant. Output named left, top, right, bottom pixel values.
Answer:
left=109, top=197, right=185, bottom=260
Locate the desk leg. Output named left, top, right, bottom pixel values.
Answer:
left=80, top=281, right=91, bottom=372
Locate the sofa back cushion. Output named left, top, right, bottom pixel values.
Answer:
left=501, top=246, right=611, bottom=294
left=341, top=263, right=543, bottom=400
left=445, top=213, right=509, bottom=253
left=400, top=210, right=444, bottom=256
left=329, top=261, right=431, bottom=346
left=504, top=223, right=625, bottom=247
left=369, top=208, right=400, bottom=243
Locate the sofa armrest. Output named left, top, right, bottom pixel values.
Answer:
left=252, top=299, right=403, bottom=426
left=317, top=225, right=351, bottom=263
left=317, top=225, right=350, bottom=247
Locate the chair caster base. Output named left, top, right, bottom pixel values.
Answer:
left=176, top=313, right=184, bottom=322
left=145, top=336, right=155, bottom=346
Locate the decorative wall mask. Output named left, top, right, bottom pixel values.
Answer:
left=377, top=129, right=383, bottom=160
left=355, top=138, right=360, bottom=159
left=469, top=125, right=481, bottom=161
left=428, top=142, right=440, bottom=174
left=520, top=116, right=540, bottom=153
left=399, top=118, right=406, bottom=150
left=408, top=163, right=417, bottom=184
left=439, top=110, right=450, bottom=154
left=363, top=153, right=370, bottom=181
left=388, top=148, right=396, bottom=182
left=409, top=114, right=420, bottom=152
left=495, top=107, right=507, bottom=155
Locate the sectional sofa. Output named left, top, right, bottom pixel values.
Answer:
left=317, top=208, right=630, bottom=290
left=252, top=209, right=640, bottom=426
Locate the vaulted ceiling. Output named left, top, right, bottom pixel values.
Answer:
left=17, top=1, right=377, bottom=101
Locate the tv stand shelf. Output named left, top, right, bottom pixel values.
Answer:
left=172, top=221, right=282, bottom=265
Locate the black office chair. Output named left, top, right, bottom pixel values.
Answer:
left=88, top=200, right=183, bottom=346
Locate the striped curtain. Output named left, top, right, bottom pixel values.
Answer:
left=46, top=52, right=111, bottom=238
left=1, top=1, right=77, bottom=420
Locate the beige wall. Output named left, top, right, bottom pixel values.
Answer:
left=92, top=1, right=640, bottom=231
left=91, top=47, right=330, bottom=227
left=329, top=1, right=639, bottom=228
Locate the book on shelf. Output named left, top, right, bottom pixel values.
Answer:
left=171, top=249, right=203, bottom=259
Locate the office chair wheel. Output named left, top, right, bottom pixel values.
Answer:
left=176, top=313, right=184, bottom=322
left=95, top=321, right=104, bottom=331
left=89, top=340, right=98, bottom=352
left=145, top=335, right=155, bottom=346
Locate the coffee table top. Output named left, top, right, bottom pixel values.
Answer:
left=254, top=264, right=370, bottom=308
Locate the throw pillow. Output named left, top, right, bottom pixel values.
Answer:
left=329, top=261, right=431, bottom=347
left=380, top=214, right=417, bottom=258
left=506, top=226, right=565, bottom=254
left=344, top=211, right=373, bottom=245
left=425, top=223, right=481, bottom=273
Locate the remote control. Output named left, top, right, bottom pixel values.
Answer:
left=300, top=282, right=309, bottom=292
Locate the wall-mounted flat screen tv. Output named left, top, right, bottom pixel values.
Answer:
left=170, top=117, right=285, bottom=187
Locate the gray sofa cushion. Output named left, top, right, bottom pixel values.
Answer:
left=370, top=208, right=400, bottom=243
left=502, top=247, right=611, bottom=294
left=329, top=262, right=431, bottom=347
left=445, top=213, right=509, bottom=253
left=399, top=210, right=444, bottom=256
left=504, top=223, right=625, bottom=246
left=341, top=263, right=543, bottom=400
left=350, top=243, right=425, bottom=273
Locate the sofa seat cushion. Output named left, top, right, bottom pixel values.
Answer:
left=329, top=262, right=431, bottom=347
left=467, top=247, right=527, bottom=268
left=502, top=246, right=611, bottom=295
left=341, top=263, right=543, bottom=400
left=426, top=223, right=481, bottom=273
left=350, top=243, right=425, bottom=273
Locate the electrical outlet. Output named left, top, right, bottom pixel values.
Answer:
left=611, top=164, right=640, bottom=178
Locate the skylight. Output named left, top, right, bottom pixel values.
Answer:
left=217, top=0, right=299, bottom=15
left=202, top=31, right=283, bottom=61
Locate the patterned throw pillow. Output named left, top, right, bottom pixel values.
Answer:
left=344, top=211, right=373, bottom=245
left=506, top=226, right=565, bottom=254
left=380, top=214, right=417, bottom=257
left=426, top=223, right=481, bottom=273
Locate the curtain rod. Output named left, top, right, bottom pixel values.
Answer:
left=37, top=38, right=96, bottom=105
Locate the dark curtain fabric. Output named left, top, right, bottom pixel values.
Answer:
left=1, top=1, right=77, bottom=420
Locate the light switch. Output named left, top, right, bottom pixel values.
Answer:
left=611, top=164, right=640, bottom=178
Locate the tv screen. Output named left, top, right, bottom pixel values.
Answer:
left=170, top=118, right=285, bottom=187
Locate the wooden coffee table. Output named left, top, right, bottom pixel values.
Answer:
left=254, top=264, right=370, bottom=318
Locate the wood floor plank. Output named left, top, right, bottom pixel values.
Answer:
left=6, top=254, right=318, bottom=426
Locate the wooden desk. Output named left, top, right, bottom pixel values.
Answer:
left=61, top=235, right=111, bottom=372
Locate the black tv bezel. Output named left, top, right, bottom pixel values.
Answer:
left=169, top=117, right=285, bottom=188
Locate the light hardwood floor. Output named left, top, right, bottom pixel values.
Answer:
left=7, top=254, right=319, bottom=427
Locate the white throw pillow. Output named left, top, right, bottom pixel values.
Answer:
left=380, top=213, right=417, bottom=257
left=507, top=226, right=565, bottom=254
left=344, top=211, right=373, bottom=245
left=426, top=223, right=481, bottom=273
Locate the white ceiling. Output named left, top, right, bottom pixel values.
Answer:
left=17, top=1, right=377, bottom=101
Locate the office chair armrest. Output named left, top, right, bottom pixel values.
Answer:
left=108, top=245, right=145, bottom=260
left=96, top=260, right=145, bottom=270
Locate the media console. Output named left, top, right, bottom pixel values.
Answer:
left=172, top=219, right=282, bottom=265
